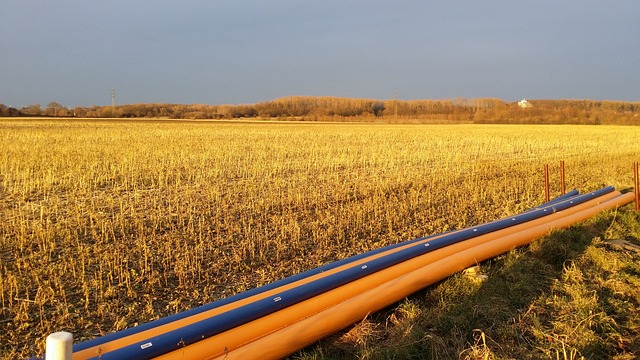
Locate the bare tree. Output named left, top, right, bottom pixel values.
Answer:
left=45, top=102, right=64, bottom=116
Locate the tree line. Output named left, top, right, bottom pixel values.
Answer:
left=2, top=97, right=639, bottom=125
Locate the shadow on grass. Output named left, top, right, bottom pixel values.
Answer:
left=294, top=209, right=640, bottom=359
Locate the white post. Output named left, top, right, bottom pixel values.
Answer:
left=45, top=332, right=73, bottom=360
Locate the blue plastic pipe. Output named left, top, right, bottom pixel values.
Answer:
left=76, top=189, right=584, bottom=354
left=88, top=186, right=613, bottom=359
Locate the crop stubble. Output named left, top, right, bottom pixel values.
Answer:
left=0, top=119, right=638, bottom=357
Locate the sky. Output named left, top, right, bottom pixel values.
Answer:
left=1, top=1, right=639, bottom=107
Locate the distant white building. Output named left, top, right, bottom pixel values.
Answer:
left=518, top=99, right=533, bottom=108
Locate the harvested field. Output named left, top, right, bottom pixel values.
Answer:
left=1, top=119, right=639, bottom=358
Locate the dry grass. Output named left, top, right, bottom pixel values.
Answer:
left=1, top=119, right=639, bottom=358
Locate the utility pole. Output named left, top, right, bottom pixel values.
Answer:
left=111, top=88, right=115, bottom=117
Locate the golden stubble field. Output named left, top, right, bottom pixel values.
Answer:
left=1, top=119, right=639, bottom=357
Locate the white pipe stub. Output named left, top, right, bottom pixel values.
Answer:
left=45, top=332, right=73, bottom=360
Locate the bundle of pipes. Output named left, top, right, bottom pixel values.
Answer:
left=42, top=187, right=635, bottom=360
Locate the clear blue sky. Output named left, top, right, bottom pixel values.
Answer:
left=1, top=1, right=639, bottom=107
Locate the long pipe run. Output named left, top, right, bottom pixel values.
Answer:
left=81, top=189, right=615, bottom=359
left=70, top=188, right=599, bottom=359
left=40, top=187, right=631, bottom=360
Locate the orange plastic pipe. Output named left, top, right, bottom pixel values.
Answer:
left=208, top=192, right=634, bottom=360
left=74, top=192, right=598, bottom=358
left=153, top=192, right=626, bottom=360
